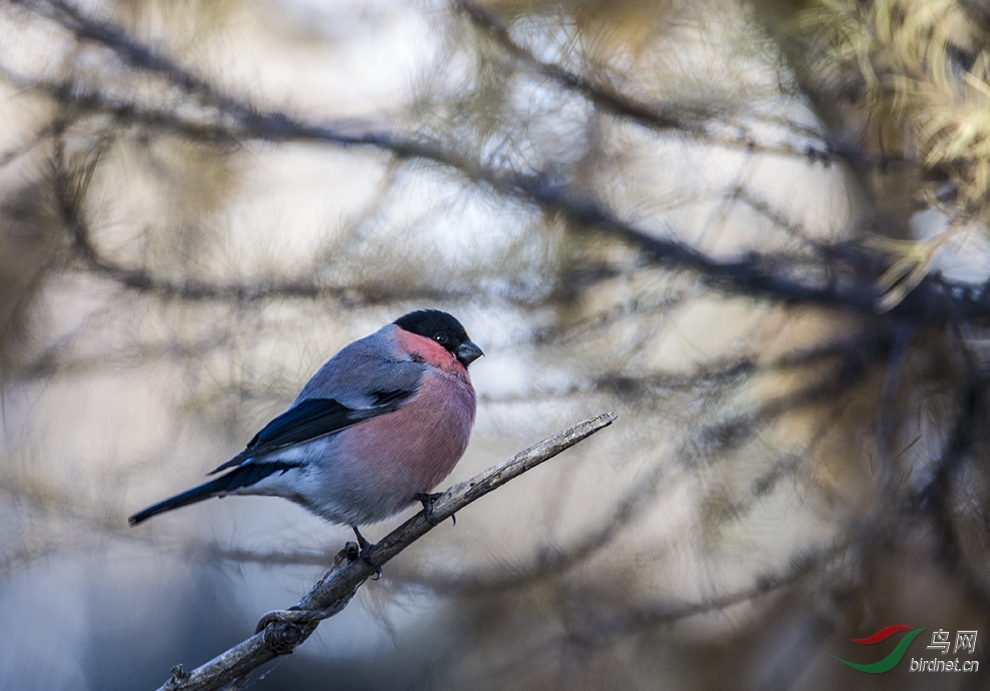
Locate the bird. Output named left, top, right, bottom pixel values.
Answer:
left=128, top=309, right=483, bottom=554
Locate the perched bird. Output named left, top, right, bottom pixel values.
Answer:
left=128, top=310, right=483, bottom=552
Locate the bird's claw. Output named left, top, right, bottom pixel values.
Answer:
left=350, top=526, right=382, bottom=580
left=416, top=492, right=455, bottom=526
left=342, top=540, right=361, bottom=563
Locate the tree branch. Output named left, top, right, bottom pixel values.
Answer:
left=155, top=412, right=618, bottom=691
left=453, top=0, right=911, bottom=171
left=13, top=0, right=990, bottom=326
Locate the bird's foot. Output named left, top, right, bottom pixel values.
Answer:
left=351, top=526, right=382, bottom=580
left=342, top=541, right=361, bottom=563
left=416, top=492, right=455, bottom=526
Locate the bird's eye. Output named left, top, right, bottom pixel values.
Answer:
left=434, top=333, right=448, bottom=344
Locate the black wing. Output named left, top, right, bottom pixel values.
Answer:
left=207, top=388, right=415, bottom=475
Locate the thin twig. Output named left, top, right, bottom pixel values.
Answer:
left=155, top=412, right=618, bottom=691
left=10, top=0, right=990, bottom=325
left=453, top=0, right=911, bottom=170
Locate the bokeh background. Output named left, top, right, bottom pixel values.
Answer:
left=2, top=0, right=990, bottom=689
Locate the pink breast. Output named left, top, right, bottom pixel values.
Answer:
left=335, top=369, right=476, bottom=515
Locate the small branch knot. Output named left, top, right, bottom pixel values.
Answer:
left=263, top=620, right=304, bottom=655
left=165, top=664, right=191, bottom=689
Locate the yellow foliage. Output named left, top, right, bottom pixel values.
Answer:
left=794, top=0, right=990, bottom=203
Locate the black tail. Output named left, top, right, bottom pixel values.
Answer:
left=128, top=461, right=301, bottom=526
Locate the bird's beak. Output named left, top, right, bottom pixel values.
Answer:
left=456, top=340, right=484, bottom=367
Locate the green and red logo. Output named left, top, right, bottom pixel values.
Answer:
left=835, top=625, right=925, bottom=673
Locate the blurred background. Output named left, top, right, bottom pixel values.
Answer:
left=2, top=0, right=990, bottom=689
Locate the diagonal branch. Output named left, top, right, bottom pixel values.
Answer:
left=156, top=412, right=618, bottom=691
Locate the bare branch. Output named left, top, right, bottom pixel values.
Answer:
left=155, top=412, right=617, bottom=691
left=453, top=0, right=912, bottom=171
left=572, top=538, right=848, bottom=643
left=396, top=458, right=668, bottom=594
left=12, top=3, right=990, bottom=324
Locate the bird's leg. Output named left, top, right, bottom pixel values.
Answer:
left=416, top=492, right=455, bottom=526
left=351, top=525, right=382, bottom=580
left=351, top=525, right=371, bottom=552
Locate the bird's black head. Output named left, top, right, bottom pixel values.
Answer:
left=394, top=309, right=484, bottom=367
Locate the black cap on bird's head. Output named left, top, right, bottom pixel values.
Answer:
left=394, top=309, right=484, bottom=367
